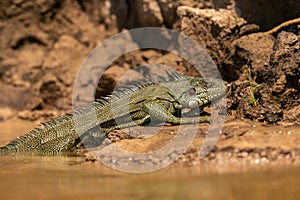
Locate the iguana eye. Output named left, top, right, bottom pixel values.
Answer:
left=189, top=88, right=196, bottom=96
left=188, top=98, right=199, bottom=108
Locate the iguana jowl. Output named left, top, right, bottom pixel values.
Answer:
left=0, top=71, right=227, bottom=154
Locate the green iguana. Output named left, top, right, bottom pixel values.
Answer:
left=0, top=70, right=227, bottom=154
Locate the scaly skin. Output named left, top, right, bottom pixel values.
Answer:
left=0, top=71, right=227, bottom=154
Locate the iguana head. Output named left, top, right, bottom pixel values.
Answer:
left=187, top=77, right=228, bottom=108
left=166, top=77, right=228, bottom=109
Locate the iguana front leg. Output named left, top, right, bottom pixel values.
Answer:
left=142, top=100, right=210, bottom=124
left=79, top=100, right=209, bottom=147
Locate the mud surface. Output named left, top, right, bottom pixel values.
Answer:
left=1, top=0, right=299, bottom=123
left=0, top=0, right=300, bottom=196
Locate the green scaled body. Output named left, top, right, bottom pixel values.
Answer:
left=0, top=71, right=227, bottom=154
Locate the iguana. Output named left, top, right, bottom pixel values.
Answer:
left=0, top=70, right=227, bottom=154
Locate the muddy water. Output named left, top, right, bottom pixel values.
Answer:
left=0, top=155, right=299, bottom=200
left=1, top=118, right=300, bottom=199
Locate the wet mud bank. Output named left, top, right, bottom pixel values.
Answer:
left=0, top=0, right=299, bottom=172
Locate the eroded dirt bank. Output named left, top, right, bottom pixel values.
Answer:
left=0, top=0, right=299, bottom=172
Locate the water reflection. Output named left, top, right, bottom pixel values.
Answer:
left=0, top=155, right=299, bottom=199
